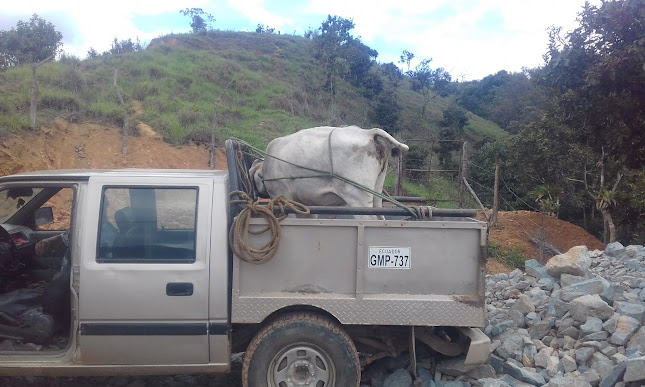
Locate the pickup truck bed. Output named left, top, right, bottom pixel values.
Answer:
left=233, top=217, right=486, bottom=327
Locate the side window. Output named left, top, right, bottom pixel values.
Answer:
left=39, top=188, right=74, bottom=231
left=97, top=187, right=198, bottom=263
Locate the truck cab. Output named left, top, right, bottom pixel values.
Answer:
left=0, top=170, right=230, bottom=375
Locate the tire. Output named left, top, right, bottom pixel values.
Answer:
left=242, top=312, right=360, bottom=387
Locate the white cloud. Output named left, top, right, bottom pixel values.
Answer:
left=227, top=0, right=292, bottom=31
left=1, top=0, right=601, bottom=79
left=305, top=0, right=596, bottom=79
left=1, top=0, right=210, bottom=57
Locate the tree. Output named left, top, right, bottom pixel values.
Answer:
left=312, top=15, right=378, bottom=93
left=0, top=14, right=62, bottom=129
left=407, top=59, right=452, bottom=118
left=256, top=24, right=275, bottom=34
left=87, top=47, right=100, bottom=59
left=0, top=14, right=62, bottom=68
left=437, top=105, right=468, bottom=167
left=179, top=8, right=215, bottom=33
left=108, top=37, right=142, bottom=55
left=535, top=0, right=645, bottom=241
left=399, top=50, right=415, bottom=72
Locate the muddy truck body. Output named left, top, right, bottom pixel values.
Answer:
left=0, top=140, right=490, bottom=386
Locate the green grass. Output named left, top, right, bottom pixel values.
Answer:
left=0, top=31, right=505, bottom=151
left=488, top=242, right=525, bottom=269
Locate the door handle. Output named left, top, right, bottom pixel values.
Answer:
left=166, top=282, right=194, bottom=296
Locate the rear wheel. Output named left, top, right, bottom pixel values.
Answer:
left=242, top=312, right=360, bottom=387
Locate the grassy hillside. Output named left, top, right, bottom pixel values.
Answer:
left=0, top=31, right=504, bottom=149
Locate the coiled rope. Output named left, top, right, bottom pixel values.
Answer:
left=229, top=190, right=310, bottom=264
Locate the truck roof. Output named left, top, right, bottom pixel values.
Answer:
left=0, top=169, right=228, bottom=182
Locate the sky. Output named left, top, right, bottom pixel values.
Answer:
left=0, top=0, right=597, bottom=81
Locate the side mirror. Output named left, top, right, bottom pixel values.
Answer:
left=34, top=207, right=54, bottom=227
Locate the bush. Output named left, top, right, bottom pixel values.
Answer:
left=488, top=242, right=525, bottom=269
left=40, top=89, right=80, bottom=111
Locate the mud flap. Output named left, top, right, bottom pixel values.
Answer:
left=458, top=327, right=491, bottom=365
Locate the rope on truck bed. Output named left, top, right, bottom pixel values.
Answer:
left=229, top=190, right=309, bottom=264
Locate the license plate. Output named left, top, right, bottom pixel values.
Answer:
left=368, top=247, right=411, bottom=269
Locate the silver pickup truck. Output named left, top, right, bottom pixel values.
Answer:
left=0, top=140, right=489, bottom=386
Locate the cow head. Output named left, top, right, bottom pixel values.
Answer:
left=249, top=159, right=268, bottom=197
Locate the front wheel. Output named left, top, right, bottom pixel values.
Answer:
left=242, top=312, right=360, bottom=387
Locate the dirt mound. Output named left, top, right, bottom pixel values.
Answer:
left=0, top=118, right=226, bottom=175
left=480, top=210, right=605, bottom=273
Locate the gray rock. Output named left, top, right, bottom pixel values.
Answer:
left=534, top=347, right=553, bottom=368
left=527, top=287, right=549, bottom=305
left=468, top=364, right=496, bottom=380
left=609, top=315, right=641, bottom=346
left=416, top=368, right=434, bottom=387
left=516, top=280, right=531, bottom=290
left=489, top=354, right=505, bottom=374
left=434, top=382, right=468, bottom=387
left=547, top=377, right=592, bottom=387
left=436, top=356, right=475, bottom=376
left=612, top=353, right=628, bottom=364
left=486, top=320, right=514, bottom=337
left=580, top=317, right=604, bottom=337
left=476, top=378, right=512, bottom=387
left=558, top=277, right=610, bottom=299
left=581, top=331, right=609, bottom=342
left=639, top=288, right=645, bottom=302
left=562, top=354, right=577, bottom=372
left=579, top=341, right=603, bottom=350
left=559, top=326, right=580, bottom=340
left=512, top=294, right=535, bottom=314
left=524, top=259, right=552, bottom=280
left=624, top=355, right=645, bottom=382
left=600, top=284, right=626, bottom=305
left=561, top=273, right=587, bottom=288
left=537, top=277, right=556, bottom=290
left=627, top=326, right=645, bottom=351
left=502, top=360, right=546, bottom=386
left=580, top=368, right=601, bottom=386
left=599, top=360, right=626, bottom=387
left=590, top=360, right=614, bottom=381
left=499, top=374, right=539, bottom=387
left=522, top=345, right=536, bottom=367
left=602, top=313, right=620, bottom=334
left=496, top=329, right=529, bottom=361
left=604, top=242, right=625, bottom=258
left=546, top=298, right=570, bottom=318
left=383, top=368, right=413, bottom=387
left=614, top=301, right=645, bottom=322
left=546, top=246, right=592, bottom=278
left=625, top=347, right=643, bottom=358
left=525, top=312, right=540, bottom=327
left=569, top=295, right=614, bottom=321
left=601, top=345, right=617, bottom=357
left=576, top=347, right=595, bottom=365
left=529, top=317, right=555, bottom=340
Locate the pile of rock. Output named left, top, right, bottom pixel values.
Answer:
left=360, top=242, right=645, bottom=387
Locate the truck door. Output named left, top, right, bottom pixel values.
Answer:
left=78, top=176, right=212, bottom=365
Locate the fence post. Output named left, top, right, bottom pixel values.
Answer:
left=458, top=141, right=467, bottom=208
left=394, top=153, right=403, bottom=196
left=491, top=157, right=500, bottom=227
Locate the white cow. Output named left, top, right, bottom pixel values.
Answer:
left=250, top=126, right=408, bottom=209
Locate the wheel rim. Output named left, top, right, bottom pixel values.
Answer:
left=268, top=342, right=336, bottom=387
